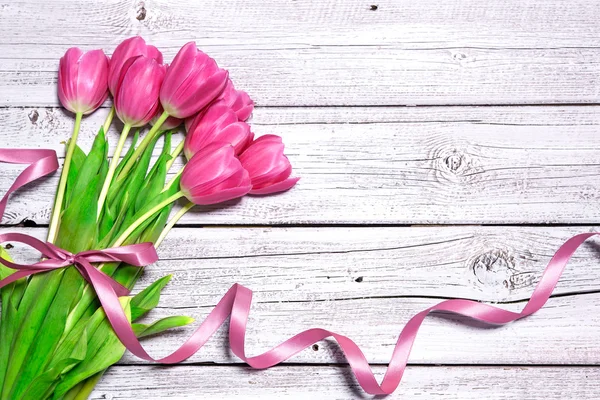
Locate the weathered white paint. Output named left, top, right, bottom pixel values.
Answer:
left=2, top=0, right=600, bottom=397
left=1, top=0, right=600, bottom=106
left=92, top=365, right=600, bottom=399
left=2, top=106, right=600, bottom=225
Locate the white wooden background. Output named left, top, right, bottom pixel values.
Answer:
left=1, top=0, right=600, bottom=398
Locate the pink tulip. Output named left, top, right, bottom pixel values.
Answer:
left=114, top=56, right=166, bottom=127
left=58, top=48, right=109, bottom=115
left=239, top=135, right=299, bottom=195
left=108, top=36, right=163, bottom=95
left=180, top=142, right=252, bottom=205
left=150, top=105, right=182, bottom=130
left=184, top=100, right=253, bottom=159
left=160, top=42, right=228, bottom=119
left=217, top=79, right=254, bottom=121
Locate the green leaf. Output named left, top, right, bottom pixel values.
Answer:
left=118, top=135, right=160, bottom=228
left=112, top=130, right=139, bottom=186
left=11, top=264, right=91, bottom=398
left=64, top=144, right=86, bottom=209
left=98, top=202, right=116, bottom=243
left=1, top=270, right=66, bottom=399
left=19, top=330, right=88, bottom=400
left=56, top=173, right=101, bottom=254
left=68, top=127, right=106, bottom=204
left=130, top=275, right=172, bottom=321
left=105, top=130, right=139, bottom=216
left=60, top=370, right=104, bottom=400
left=53, top=313, right=102, bottom=370
left=53, top=298, right=132, bottom=399
left=62, top=260, right=122, bottom=338
left=140, top=203, right=173, bottom=244
left=135, top=153, right=170, bottom=213
left=133, top=315, right=194, bottom=338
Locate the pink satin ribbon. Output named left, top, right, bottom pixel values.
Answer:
left=0, top=148, right=597, bottom=395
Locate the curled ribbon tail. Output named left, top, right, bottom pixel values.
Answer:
left=0, top=149, right=58, bottom=222
left=83, top=232, right=600, bottom=395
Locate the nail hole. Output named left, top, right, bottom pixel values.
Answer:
left=23, top=219, right=37, bottom=227
left=136, top=3, right=146, bottom=20
left=4, top=244, right=13, bottom=250
left=370, top=4, right=378, bottom=10
left=355, top=276, right=363, bottom=282
left=28, top=110, right=39, bottom=124
left=312, top=344, right=319, bottom=351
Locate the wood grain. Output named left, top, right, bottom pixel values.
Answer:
left=1, top=0, right=600, bottom=106
left=4, top=226, right=600, bottom=365
left=2, top=106, right=600, bottom=225
left=92, top=365, right=600, bottom=399
left=3, top=0, right=600, bottom=396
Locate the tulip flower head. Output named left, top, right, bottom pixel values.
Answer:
left=239, top=135, right=300, bottom=195
left=108, top=36, right=163, bottom=95
left=160, top=42, right=229, bottom=119
left=217, top=79, right=254, bottom=121
left=184, top=100, right=253, bottom=159
left=180, top=142, right=252, bottom=205
left=114, top=56, right=166, bottom=127
left=58, top=47, right=110, bottom=115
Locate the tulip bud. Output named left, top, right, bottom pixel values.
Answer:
left=114, top=56, right=166, bottom=127
left=180, top=142, right=252, bottom=205
left=160, top=42, right=229, bottom=119
left=184, top=100, right=253, bottom=159
left=217, top=79, right=254, bottom=121
left=239, top=135, right=299, bottom=195
left=108, top=36, right=163, bottom=95
left=58, top=48, right=109, bottom=115
left=151, top=105, right=183, bottom=130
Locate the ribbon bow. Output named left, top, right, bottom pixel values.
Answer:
left=0, top=232, right=158, bottom=296
left=0, top=147, right=597, bottom=395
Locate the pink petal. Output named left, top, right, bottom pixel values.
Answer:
left=249, top=177, right=300, bottom=195
left=236, top=91, right=254, bottom=121
left=189, top=185, right=252, bottom=205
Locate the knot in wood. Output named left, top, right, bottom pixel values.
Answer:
left=430, top=143, right=485, bottom=186
left=470, top=249, right=516, bottom=290
left=452, top=52, right=467, bottom=61
left=444, top=153, right=463, bottom=172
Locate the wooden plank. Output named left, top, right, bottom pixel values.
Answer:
left=2, top=106, right=600, bottom=225
left=1, top=0, right=600, bottom=106
left=4, top=226, right=600, bottom=365
left=92, top=365, right=600, bottom=399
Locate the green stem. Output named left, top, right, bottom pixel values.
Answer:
left=115, top=111, right=169, bottom=181
left=97, top=124, right=131, bottom=217
left=163, top=168, right=183, bottom=193
left=112, top=191, right=184, bottom=247
left=155, top=201, right=194, bottom=247
left=166, top=140, right=185, bottom=171
left=102, top=106, right=115, bottom=134
left=47, top=112, right=83, bottom=244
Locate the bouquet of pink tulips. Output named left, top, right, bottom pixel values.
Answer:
left=0, top=37, right=298, bottom=399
